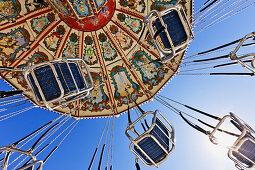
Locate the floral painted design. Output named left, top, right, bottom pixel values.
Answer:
left=95, top=0, right=105, bottom=8
left=69, top=0, right=91, bottom=16
left=151, top=0, right=176, bottom=11
left=49, top=0, right=69, bottom=14
left=119, top=0, right=145, bottom=13
left=0, top=0, right=21, bottom=22
left=90, top=16, right=99, bottom=25
left=14, top=51, right=49, bottom=88
left=0, top=28, right=30, bottom=66
left=98, top=33, right=117, bottom=61
left=145, top=33, right=156, bottom=49
left=109, top=25, right=133, bottom=51
left=83, top=35, right=98, bottom=65
left=31, top=13, right=55, bottom=34
left=101, top=6, right=110, bottom=19
left=43, top=25, right=65, bottom=52
left=25, top=0, right=47, bottom=12
left=110, top=66, right=142, bottom=106
left=81, top=72, right=110, bottom=112
left=131, top=50, right=168, bottom=89
left=117, top=13, right=142, bottom=34
left=62, top=33, right=78, bottom=58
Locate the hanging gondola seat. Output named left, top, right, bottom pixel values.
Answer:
left=24, top=58, right=93, bottom=110
left=209, top=113, right=255, bottom=169
left=125, top=110, right=175, bottom=167
left=144, top=4, right=194, bottom=62
left=0, top=146, right=43, bottom=170
left=229, top=32, right=255, bottom=74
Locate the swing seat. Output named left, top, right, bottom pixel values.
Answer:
left=231, top=138, right=255, bottom=169
left=228, top=116, right=255, bottom=169
left=125, top=110, right=175, bottom=167
left=144, top=4, right=194, bottom=62
left=209, top=113, right=255, bottom=169
left=229, top=32, right=255, bottom=74
left=0, top=146, right=43, bottom=170
left=25, top=58, right=94, bottom=110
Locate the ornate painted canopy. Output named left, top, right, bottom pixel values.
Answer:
left=0, top=0, right=193, bottom=118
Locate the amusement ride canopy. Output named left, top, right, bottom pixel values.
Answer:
left=0, top=0, right=254, bottom=169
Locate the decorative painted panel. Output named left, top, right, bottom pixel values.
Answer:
left=30, top=13, right=55, bottom=34
left=119, top=0, right=145, bottom=13
left=131, top=50, right=168, bottom=90
left=109, top=24, right=133, bottom=51
left=83, top=35, right=98, bottom=65
left=81, top=72, right=110, bottom=112
left=43, top=25, right=66, bottom=52
left=116, top=13, right=143, bottom=34
left=0, top=27, right=30, bottom=66
left=98, top=33, right=117, bottom=61
left=110, top=65, right=142, bottom=106
left=68, top=0, right=92, bottom=16
left=0, top=0, right=21, bottom=22
left=62, top=32, right=78, bottom=58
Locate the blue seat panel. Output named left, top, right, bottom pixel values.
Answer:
left=134, top=137, right=167, bottom=165
left=134, top=118, right=170, bottom=165
left=150, top=118, right=170, bottom=151
left=233, top=139, right=255, bottom=167
left=154, top=10, right=187, bottom=49
left=34, top=65, right=61, bottom=101
left=53, top=63, right=76, bottom=94
left=28, top=74, right=42, bottom=101
left=68, top=63, right=85, bottom=90
left=24, top=166, right=33, bottom=170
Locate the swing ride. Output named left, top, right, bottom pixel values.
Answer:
left=0, top=0, right=254, bottom=169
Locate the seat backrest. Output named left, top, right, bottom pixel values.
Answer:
left=53, top=62, right=85, bottom=94
left=228, top=113, right=255, bottom=169
left=134, top=136, right=168, bottom=165
left=29, top=65, right=61, bottom=101
left=231, top=138, right=255, bottom=169
left=153, top=10, right=188, bottom=49
left=25, top=58, right=93, bottom=110
left=133, top=117, right=170, bottom=165
left=126, top=110, right=175, bottom=167
left=144, top=5, right=194, bottom=62
left=150, top=118, right=170, bottom=150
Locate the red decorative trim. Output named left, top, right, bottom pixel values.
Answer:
left=115, top=8, right=145, bottom=20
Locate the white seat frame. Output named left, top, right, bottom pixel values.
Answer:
left=0, top=146, right=43, bottom=170
left=209, top=112, right=255, bottom=169
left=144, top=4, right=194, bottom=62
left=24, top=58, right=94, bottom=110
left=125, top=110, right=175, bottom=167
left=229, top=32, right=255, bottom=73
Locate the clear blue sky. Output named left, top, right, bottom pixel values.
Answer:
left=0, top=1, right=255, bottom=170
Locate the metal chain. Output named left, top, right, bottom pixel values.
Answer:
left=195, top=1, right=255, bottom=34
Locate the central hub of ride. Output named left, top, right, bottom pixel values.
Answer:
left=47, top=0, right=115, bottom=31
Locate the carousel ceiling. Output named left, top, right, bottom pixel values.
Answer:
left=0, top=0, right=193, bottom=118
